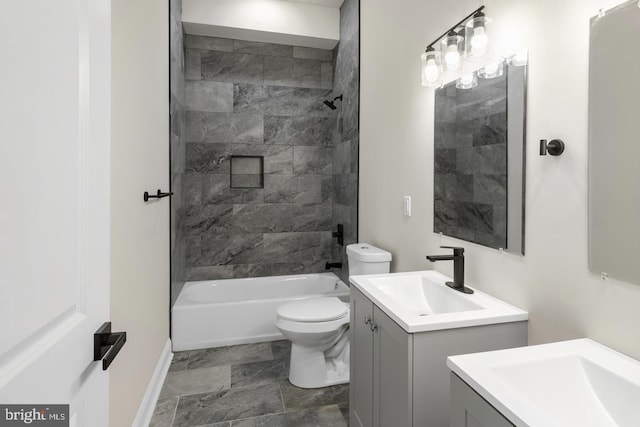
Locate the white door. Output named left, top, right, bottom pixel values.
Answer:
left=0, top=0, right=112, bottom=425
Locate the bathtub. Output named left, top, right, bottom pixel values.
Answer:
left=171, top=272, right=349, bottom=351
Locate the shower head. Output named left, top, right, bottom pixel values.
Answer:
left=323, top=95, right=343, bottom=110
left=323, top=100, right=337, bottom=110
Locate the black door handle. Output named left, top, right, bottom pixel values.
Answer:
left=143, top=189, right=173, bottom=202
left=94, top=322, right=126, bottom=370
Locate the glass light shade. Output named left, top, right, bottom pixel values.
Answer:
left=456, top=72, right=478, bottom=89
left=465, top=14, right=492, bottom=60
left=441, top=33, right=464, bottom=72
left=421, top=48, right=442, bottom=86
left=478, top=59, right=504, bottom=79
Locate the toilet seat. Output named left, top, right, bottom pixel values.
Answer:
left=277, top=297, right=348, bottom=322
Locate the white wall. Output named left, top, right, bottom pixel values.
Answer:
left=110, top=0, right=170, bottom=425
left=183, top=0, right=340, bottom=49
left=360, top=0, right=640, bottom=360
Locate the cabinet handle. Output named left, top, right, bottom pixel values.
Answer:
left=370, top=323, right=378, bottom=332
left=364, top=316, right=371, bottom=325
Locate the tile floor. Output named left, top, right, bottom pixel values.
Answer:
left=150, top=341, right=350, bottom=426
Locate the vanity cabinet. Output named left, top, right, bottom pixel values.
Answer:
left=349, top=286, right=527, bottom=427
left=350, top=286, right=412, bottom=427
left=450, top=373, right=514, bottom=427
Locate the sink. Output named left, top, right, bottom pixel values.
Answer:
left=368, top=274, right=483, bottom=315
left=448, top=339, right=640, bottom=427
left=349, top=270, right=527, bottom=333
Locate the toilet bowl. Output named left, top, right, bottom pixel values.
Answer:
left=275, top=297, right=350, bottom=388
left=275, top=243, right=392, bottom=388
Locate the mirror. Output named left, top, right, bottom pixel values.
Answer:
left=433, top=54, right=527, bottom=254
left=588, top=0, right=640, bottom=284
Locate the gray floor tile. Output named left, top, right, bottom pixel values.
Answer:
left=231, top=358, right=289, bottom=388
left=230, top=405, right=347, bottom=427
left=188, top=343, right=274, bottom=369
left=149, top=397, right=178, bottom=427
left=160, top=366, right=231, bottom=398
left=269, top=340, right=291, bottom=360
left=338, top=403, right=349, bottom=426
left=195, top=423, right=231, bottom=427
left=280, top=383, right=349, bottom=411
left=173, top=383, right=284, bottom=426
left=170, top=351, right=191, bottom=372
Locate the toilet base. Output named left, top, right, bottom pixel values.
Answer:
left=288, top=334, right=350, bottom=389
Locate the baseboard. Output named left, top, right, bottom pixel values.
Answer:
left=132, top=338, right=173, bottom=427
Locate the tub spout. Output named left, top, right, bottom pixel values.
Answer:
left=325, top=262, right=343, bottom=270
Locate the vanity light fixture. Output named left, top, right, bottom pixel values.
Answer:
left=420, top=5, right=494, bottom=87
left=421, top=46, right=442, bottom=86
left=466, top=10, right=492, bottom=60
left=442, top=30, right=464, bottom=72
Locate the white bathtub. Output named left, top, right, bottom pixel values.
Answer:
left=171, top=272, right=349, bottom=351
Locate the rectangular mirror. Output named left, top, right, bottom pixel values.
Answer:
left=588, top=0, right=640, bottom=283
left=433, top=54, right=527, bottom=254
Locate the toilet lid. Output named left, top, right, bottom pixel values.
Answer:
left=277, top=297, right=348, bottom=322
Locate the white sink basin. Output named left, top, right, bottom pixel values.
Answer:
left=349, top=270, right=527, bottom=333
left=448, top=339, right=640, bottom=427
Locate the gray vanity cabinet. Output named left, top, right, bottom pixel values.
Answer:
left=350, top=286, right=374, bottom=427
left=350, top=286, right=527, bottom=427
left=350, top=286, right=412, bottom=427
left=450, top=373, right=514, bottom=427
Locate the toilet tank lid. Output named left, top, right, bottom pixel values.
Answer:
left=346, top=243, right=392, bottom=262
left=277, top=297, right=348, bottom=322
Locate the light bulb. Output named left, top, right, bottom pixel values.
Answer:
left=424, top=59, right=440, bottom=82
left=460, top=74, right=474, bottom=85
left=444, top=44, right=460, bottom=70
left=470, top=27, right=488, bottom=57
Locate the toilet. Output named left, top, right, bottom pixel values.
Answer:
left=275, top=243, right=392, bottom=388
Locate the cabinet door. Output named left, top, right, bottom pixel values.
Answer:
left=450, top=373, right=514, bottom=427
left=373, top=306, right=413, bottom=427
left=350, top=287, right=375, bottom=427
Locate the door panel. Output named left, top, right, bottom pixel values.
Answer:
left=350, top=287, right=374, bottom=427
left=0, top=0, right=111, bottom=423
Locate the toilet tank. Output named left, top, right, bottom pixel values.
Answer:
left=346, top=243, right=392, bottom=276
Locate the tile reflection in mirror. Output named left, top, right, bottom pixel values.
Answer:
left=433, top=53, right=527, bottom=254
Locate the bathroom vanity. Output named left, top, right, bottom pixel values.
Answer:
left=349, top=271, right=528, bottom=427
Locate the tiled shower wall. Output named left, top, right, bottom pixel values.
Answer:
left=331, top=0, right=360, bottom=284
left=181, top=2, right=360, bottom=282
left=183, top=36, right=338, bottom=280
left=170, top=0, right=186, bottom=305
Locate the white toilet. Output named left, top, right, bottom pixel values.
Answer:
left=275, top=243, right=392, bottom=388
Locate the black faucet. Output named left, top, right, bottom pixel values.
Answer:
left=426, top=246, right=473, bottom=294
left=325, top=262, right=343, bottom=270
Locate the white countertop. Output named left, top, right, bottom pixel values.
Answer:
left=349, top=270, right=528, bottom=333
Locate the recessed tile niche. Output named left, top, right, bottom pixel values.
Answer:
left=230, top=155, right=264, bottom=188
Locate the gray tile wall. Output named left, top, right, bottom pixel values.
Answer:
left=170, top=0, right=186, bottom=305
left=330, top=0, right=360, bottom=283
left=433, top=74, right=508, bottom=249
left=183, top=34, right=343, bottom=280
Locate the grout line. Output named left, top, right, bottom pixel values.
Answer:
left=170, top=396, right=179, bottom=427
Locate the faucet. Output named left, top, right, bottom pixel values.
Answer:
left=426, top=246, right=474, bottom=294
